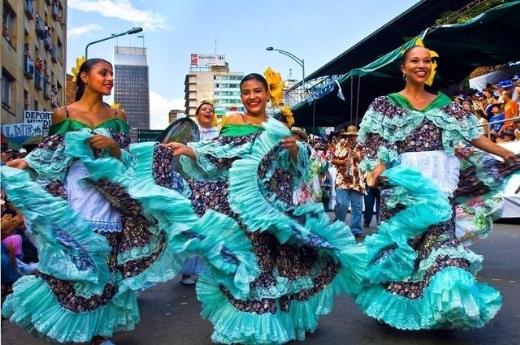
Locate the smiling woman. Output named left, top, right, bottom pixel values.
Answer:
left=156, top=73, right=366, bottom=344
left=354, top=45, right=519, bottom=331
left=1, top=58, right=182, bottom=344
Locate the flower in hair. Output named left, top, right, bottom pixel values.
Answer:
left=280, top=106, right=294, bottom=127
left=71, top=56, right=86, bottom=83
left=264, top=66, right=283, bottom=106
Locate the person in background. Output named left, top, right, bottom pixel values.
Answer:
left=512, top=75, right=520, bottom=103
left=497, top=128, right=516, bottom=143
left=1, top=144, right=13, bottom=165
left=331, top=125, right=365, bottom=238
left=363, top=185, right=380, bottom=228
left=489, top=103, right=505, bottom=132
left=180, top=100, right=219, bottom=286
left=503, top=90, right=518, bottom=130
left=17, top=148, right=27, bottom=158
left=195, top=100, right=220, bottom=141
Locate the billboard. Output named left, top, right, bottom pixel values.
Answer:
left=24, top=110, right=52, bottom=135
left=190, top=54, right=226, bottom=67
left=1, top=122, right=44, bottom=146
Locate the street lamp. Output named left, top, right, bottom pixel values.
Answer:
left=85, top=27, right=143, bottom=59
left=266, top=46, right=305, bottom=96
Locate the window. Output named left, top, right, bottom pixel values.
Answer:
left=2, top=1, right=17, bottom=47
left=1, top=68, right=15, bottom=110
left=24, top=89, right=29, bottom=109
left=34, top=99, right=39, bottom=111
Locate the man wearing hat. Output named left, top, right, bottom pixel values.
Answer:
left=330, top=125, right=365, bottom=238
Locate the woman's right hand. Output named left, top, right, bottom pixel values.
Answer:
left=162, top=142, right=196, bottom=159
left=6, top=159, right=28, bottom=170
left=366, top=163, right=386, bottom=187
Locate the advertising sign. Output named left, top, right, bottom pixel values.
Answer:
left=1, top=122, right=44, bottom=139
left=24, top=110, right=52, bottom=135
left=190, top=54, right=226, bottom=67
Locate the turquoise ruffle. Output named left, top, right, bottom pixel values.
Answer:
left=2, top=275, right=139, bottom=343
left=355, top=267, right=501, bottom=330
left=355, top=165, right=502, bottom=329
left=197, top=118, right=368, bottom=344
left=358, top=101, right=482, bottom=153
left=0, top=166, right=111, bottom=294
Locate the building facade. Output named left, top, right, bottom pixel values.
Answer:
left=1, top=0, right=67, bottom=124
left=113, top=46, right=150, bottom=130
left=184, top=54, right=244, bottom=119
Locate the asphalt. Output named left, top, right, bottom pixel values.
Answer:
left=2, top=223, right=519, bottom=345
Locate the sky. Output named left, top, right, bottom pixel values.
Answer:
left=66, top=0, right=419, bottom=129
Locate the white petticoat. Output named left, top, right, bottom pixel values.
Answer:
left=65, top=160, right=122, bottom=232
left=399, top=150, right=460, bottom=197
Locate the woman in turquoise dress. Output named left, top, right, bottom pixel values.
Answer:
left=155, top=73, right=367, bottom=344
left=355, top=45, right=519, bottom=330
left=1, top=59, right=190, bottom=344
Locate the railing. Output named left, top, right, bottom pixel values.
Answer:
left=51, top=45, right=58, bottom=62
left=34, top=71, right=43, bottom=90
left=43, top=31, right=51, bottom=51
left=43, top=77, right=51, bottom=99
left=25, top=0, right=35, bottom=19
left=35, top=17, right=45, bottom=37
left=52, top=1, right=60, bottom=20
left=24, top=56, right=34, bottom=79
left=478, top=116, right=520, bottom=138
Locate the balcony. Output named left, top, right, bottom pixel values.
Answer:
left=50, top=85, right=60, bottom=108
left=35, top=17, right=45, bottom=37
left=43, top=77, right=51, bottom=100
left=25, top=0, right=35, bottom=19
left=34, top=71, right=43, bottom=90
left=51, top=46, right=58, bottom=62
left=52, top=1, right=60, bottom=20
left=43, top=32, right=51, bottom=51
left=50, top=93, right=59, bottom=108
left=24, top=56, right=35, bottom=79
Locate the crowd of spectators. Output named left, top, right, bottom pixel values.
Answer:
left=1, top=144, right=38, bottom=300
left=454, top=74, right=520, bottom=142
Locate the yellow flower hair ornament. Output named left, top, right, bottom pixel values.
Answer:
left=280, top=106, right=295, bottom=128
left=71, top=56, right=86, bottom=83
left=264, top=66, right=283, bottom=106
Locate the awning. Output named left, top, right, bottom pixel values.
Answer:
left=293, top=0, right=520, bottom=127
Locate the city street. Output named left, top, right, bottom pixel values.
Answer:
left=2, top=223, right=519, bottom=345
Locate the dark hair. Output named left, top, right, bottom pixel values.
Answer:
left=400, top=45, right=429, bottom=66
left=240, top=73, right=268, bottom=91
left=195, top=101, right=214, bottom=115
left=75, top=58, right=112, bottom=101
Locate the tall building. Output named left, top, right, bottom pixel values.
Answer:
left=168, top=109, right=185, bottom=123
left=114, top=46, right=150, bottom=130
left=1, top=0, right=67, bottom=124
left=184, top=54, right=243, bottom=119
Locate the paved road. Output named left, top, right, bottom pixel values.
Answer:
left=2, top=223, right=519, bottom=345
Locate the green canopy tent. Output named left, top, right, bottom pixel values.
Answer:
left=292, top=0, right=520, bottom=127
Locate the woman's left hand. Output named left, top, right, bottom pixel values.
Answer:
left=282, top=136, right=299, bottom=161
left=500, top=149, right=519, bottom=164
left=88, top=135, right=121, bottom=158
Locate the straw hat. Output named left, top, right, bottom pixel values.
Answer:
left=291, top=127, right=308, bottom=142
left=341, top=125, right=358, bottom=136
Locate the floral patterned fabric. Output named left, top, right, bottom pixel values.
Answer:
left=355, top=93, right=506, bottom=331
left=330, top=138, right=365, bottom=193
